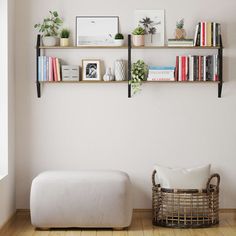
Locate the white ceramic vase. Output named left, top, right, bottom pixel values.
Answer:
left=42, top=36, right=58, bottom=47
left=103, top=68, right=114, bottom=82
left=115, top=60, right=126, bottom=81
left=114, top=39, right=125, bottom=47
left=60, top=38, right=69, bottom=47
left=132, top=35, right=145, bottom=47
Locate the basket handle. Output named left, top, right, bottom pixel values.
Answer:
left=206, top=173, right=220, bottom=191
left=152, top=170, right=158, bottom=187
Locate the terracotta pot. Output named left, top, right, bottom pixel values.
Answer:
left=132, top=35, right=145, bottom=46
left=60, top=38, right=69, bottom=47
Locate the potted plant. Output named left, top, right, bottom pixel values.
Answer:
left=60, top=29, right=70, bottom=47
left=175, top=18, right=186, bottom=40
left=114, top=33, right=125, bottom=46
left=130, top=60, right=148, bottom=95
left=34, top=11, right=63, bottom=47
left=132, top=26, right=145, bottom=46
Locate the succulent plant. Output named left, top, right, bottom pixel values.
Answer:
left=176, top=19, right=184, bottom=29
left=34, top=11, right=63, bottom=37
left=115, top=33, right=124, bottom=40
left=60, top=29, right=70, bottom=38
left=132, top=26, right=145, bottom=35
left=130, top=60, right=148, bottom=95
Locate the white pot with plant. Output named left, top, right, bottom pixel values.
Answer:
left=34, top=11, right=63, bottom=47
left=60, top=29, right=70, bottom=47
left=114, top=33, right=125, bottom=46
left=130, top=60, right=148, bottom=95
left=132, top=26, right=145, bottom=46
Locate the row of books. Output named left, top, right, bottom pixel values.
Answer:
left=38, top=56, right=61, bottom=82
left=175, top=55, right=219, bottom=81
left=194, top=22, right=221, bottom=47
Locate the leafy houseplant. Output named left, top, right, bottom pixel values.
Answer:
left=175, top=18, right=186, bottom=39
left=60, top=29, right=70, bottom=47
left=34, top=11, right=63, bottom=46
left=130, top=60, right=148, bottom=95
left=114, top=33, right=125, bottom=46
left=132, top=26, right=145, bottom=46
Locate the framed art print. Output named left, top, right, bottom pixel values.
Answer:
left=82, top=60, right=101, bottom=81
left=76, top=16, right=119, bottom=46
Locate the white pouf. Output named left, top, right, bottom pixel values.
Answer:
left=30, top=170, right=133, bottom=229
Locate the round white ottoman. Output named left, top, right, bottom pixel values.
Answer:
left=30, top=170, right=133, bottom=229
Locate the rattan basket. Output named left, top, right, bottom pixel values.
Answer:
left=152, top=170, right=220, bottom=228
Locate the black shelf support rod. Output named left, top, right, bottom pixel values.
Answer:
left=218, top=36, right=223, bottom=98
left=36, top=34, right=41, bottom=98
left=128, top=34, right=132, bottom=98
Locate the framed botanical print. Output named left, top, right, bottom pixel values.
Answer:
left=82, top=60, right=101, bottom=81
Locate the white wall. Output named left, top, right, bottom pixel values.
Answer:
left=0, top=0, right=16, bottom=228
left=15, top=0, right=236, bottom=209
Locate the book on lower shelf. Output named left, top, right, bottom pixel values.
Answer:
left=168, top=39, right=194, bottom=47
left=148, top=66, right=175, bottom=81
left=176, top=55, right=219, bottom=81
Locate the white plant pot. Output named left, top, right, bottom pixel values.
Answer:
left=114, top=39, right=125, bottom=47
left=42, top=36, right=58, bottom=47
left=60, top=38, right=69, bottom=47
left=132, top=35, right=145, bottom=47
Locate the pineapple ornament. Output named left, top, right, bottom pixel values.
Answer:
left=175, top=18, right=186, bottom=40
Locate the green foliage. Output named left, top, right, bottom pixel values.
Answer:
left=129, top=60, right=148, bottom=95
left=34, top=11, right=63, bottom=36
left=132, top=26, right=145, bottom=35
left=115, top=33, right=124, bottom=40
left=176, top=18, right=184, bottom=29
left=60, top=29, right=70, bottom=38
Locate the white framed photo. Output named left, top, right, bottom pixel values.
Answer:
left=76, top=16, right=119, bottom=46
left=135, top=10, right=165, bottom=46
left=82, top=60, right=101, bottom=81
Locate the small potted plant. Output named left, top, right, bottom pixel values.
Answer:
left=114, top=33, right=125, bottom=46
left=130, top=60, right=148, bottom=95
left=175, top=18, right=186, bottom=40
left=34, top=11, right=63, bottom=47
left=132, top=26, right=145, bottom=46
left=60, top=29, right=70, bottom=47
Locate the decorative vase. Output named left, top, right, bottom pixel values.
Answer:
left=60, top=38, right=69, bottom=47
left=132, top=35, right=145, bottom=46
left=103, top=68, right=114, bottom=82
left=175, top=28, right=186, bottom=40
left=42, top=36, right=58, bottom=47
left=115, top=60, right=126, bottom=81
left=114, top=39, right=125, bottom=47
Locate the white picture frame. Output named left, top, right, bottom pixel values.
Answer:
left=76, top=16, right=119, bottom=46
left=82, top=60, right=101, bottom=81
left=135, top=10, right=165, bottom=46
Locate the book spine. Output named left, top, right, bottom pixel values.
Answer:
left=185, top=56, right=189, bottom=81
left=179, top=56, right=182, bottom=81
left=202, top=22, right=205, bottom=46
left=56, top=58, right=61, bottom=81
left=207, top=22, right=212, bottom=46
left=213, top=22, right=216, bottom=47
left=46, top=57, right=49, bottom=81
left=204, top=22, right=207, bottom=46
left=194, top=24, right=199, bottom=46
left=43, top=56, right=47, bottom=81
left=182, top=56, right=185, bottom=81
left=203, top=56, right=206, bottom=81
left=52, top=57, right=57, bottom=81
left=175, top=56, right=179, bottom=81
left=198, top=56, right=202, bottom=81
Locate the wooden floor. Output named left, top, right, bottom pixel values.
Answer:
left=1, top=211, right=236, bottom=236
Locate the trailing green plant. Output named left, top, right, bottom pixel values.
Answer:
left=130, top=60, right=148, bottom=95
left=176, top=18, right=184, bottom=29
left=34, top=11, right=63, bottom=37
left=60, top=29, right=70, bottom=38
left=132, top=26, right=145, bottom=35
left=115, top=33, right=124, bottom=40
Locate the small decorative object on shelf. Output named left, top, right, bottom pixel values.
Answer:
left=114, top=33, right=125, bottom=46
left=175, top=18, right=186, bottom=40
left=132, top=26, right=145, bottom=46
left=148, top=66, right=175, bottom=81
left=82, top=59, right=101, bottom=81
left=115, top=60, right=126, bottom=81
left=34, top=11, right=63, bottom=47
left=130, top=60, right=148, bottom=95
left=60, top=29, right=70, bottom=47
left=168, top=38, right=194, bottom=47
left=103, top=68, right=114, bottom=82
left=62, top=65, right=79, bottom=81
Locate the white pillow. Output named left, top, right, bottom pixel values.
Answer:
left=154, top=164, right=211, bottom=189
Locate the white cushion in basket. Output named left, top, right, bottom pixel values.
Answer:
left=154, top=164, right=211, bottom=189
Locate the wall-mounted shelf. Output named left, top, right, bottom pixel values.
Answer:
left=36, top=34, right=224, bottom=98
left=39, top=81, right=127, bottom=84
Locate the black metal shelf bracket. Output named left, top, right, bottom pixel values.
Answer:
left=218, top=36, right=223, bottom=98
left=128, top=34, right=132, bottom=98
left=36, top=34, right=41, bottom=98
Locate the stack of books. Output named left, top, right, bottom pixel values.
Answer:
left=194, top=22, right=221, bottom=47
left=38, top=56, right=61, bottom=82
left=148, top=66, right=176, bottom=81
left=175, top=55, right=219, bottom=81
left=168, top=39, right=194, bottom=47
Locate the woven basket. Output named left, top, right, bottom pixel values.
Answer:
left=152, top=170, right=220, bottom=228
